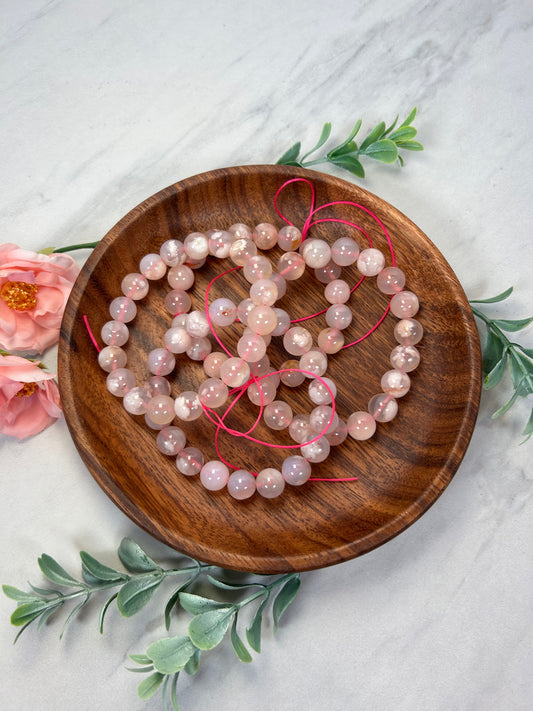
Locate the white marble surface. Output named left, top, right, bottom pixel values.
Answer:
left=1, top=1, right=532, bottom=709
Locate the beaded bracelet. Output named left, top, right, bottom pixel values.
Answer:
left=94, top=183, right=422, bottom=501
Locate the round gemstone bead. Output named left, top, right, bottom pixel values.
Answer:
left=145, top=375, right=172, bottom=397
left=325, top=303, right=352, bottom=330
left=377, top=266, right=406, bottom=295
left=186, top=336, right=212, bottom=361
left=200, top=460, right=230, bottom=491
left=160, top=239, right=186, bottom=267
left=101, top=320, right=129, bottom=347
left=325, top=419, right=348, bottom=446
left=168, top=265, right=195, bottom=290
left=184, top=232, right=209, bottom=260
left=229, top=238, right=257, bottom=266
left=247, top=377, right=278, bottom=406
left=227, top=470, right=256, bottom=500
left=271, top=308, right=291, bottom=336
left=381, top=369, right=411, bottom=397
left=139, top=253, right=166, bottom=279
left=228, top=223, right=252, bottom=240
left=177, top=447, right=204, bottom=476
left=197, top=378, right=229, bottom=408
left=123, top=386, right=151, bottom=415
left=121, top=273, right=149, bottom=300
left=280, top=360, right=306, bottom=387
left=146, top=395, right=175, bottom=425
left=331, top=237, right=359, bottom=266
left=164, top=289, right=191, bottom=315
left=368, top=393, right=398, bottom=422
left=250, top=279, right=278, bottom=306
left=243, top=255, right=273, bottom=283
left=106, top=368, right=135, bottom=397
left=357, top=248, right=385, bottom=276
left=186, top=310, right=211, bottom=338
left=263, top=400, right=293, bottom=430
left=277, top=225, right=302, bottom=251
left=390, top=345, right=420, bottom=372
left=249, top=355, right=270, bottom=377
left=300, top=436, right=330, bottom=463
left=237, top=298, right=255, bottom=325
left=282, top=456, right=311, bottom=486
left=347, top=411, right=376, bottom=440
left=164, top=326, right=192, bottom=354
left=314, top=261, right=342, bottom=284
left=174, top=391, right=203, bottom=421
left=390, top=290, right=420, bottom=318
left=156, top=426, right=186, bottom=455
left=277, top=252, right=305, bottom=280
left=98, top=345, right=127, bottom=372
left=208, top=230, right=233, bottom=258
left=220, top=357, right=250, bottom=387
left=247, top=305, right=278, bottom=335
left=203, top=351, right=228, bottom=378
left=317, top=327, right=344, bottom=353
left=270, top=272, right=287, bottom=299
left=309, top=405, right=339, bottom=434
left=283, top=326, right=313, bottom=356
left=109, top=296, right=137, bottom=323
left=324, top=279, right=351, bottom=304
left=147, top=348, right=175, bottom=376
left=237, top=333, right=267, bottom=362
left=256, top=468, right=285, bottom=498
left=308, top=377, right=337, bottom=405
left=289, top=414, right=313, bottom=443
left=299, top=350, right=328, bottom=377
left=394, top=318, right=423, bottom=346
left=252, top=222, right=278, bottom=250
left=301, top=239, right=331, bottom=269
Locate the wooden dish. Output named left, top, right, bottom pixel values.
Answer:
left=58, top=165, right=481, bottom=574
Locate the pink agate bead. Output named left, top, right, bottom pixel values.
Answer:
left=256, top=468, right=285, bottom=498
left=220, top=357, right=250, bottom=387
left=184, top=232, right=209, bottom=260
left=177, top=447, right=204, bottom=476
left=121, top=273, right=149, bottom=300
left=377, top=266, right=406, bottom=295
left=283, top=326, right=313, bottom=356
left=146, top=395, right=175, bottom=425
left=237, top=333, right=267, bottom=362
left=227, top=470, right=256, bottom=500
left=243, top=255, right=272, bottom=283
left=381, top=369, right=411, bottom=397
left=299, top=350, right=328, bottom=377
left=237, top=298, right=254, bottom=325
left=98, top=345, right=127, bottom=372
left=314, top=260, right=342, bottom=284
left=203, top=351, right=229, bottom=378
left=208, top=230, right=233, bottom=258
left=164, top=326, right=192, bottom=354
left=325, top=419, right=348, bottom=446
left=106, top=368, right=135, bottom=397
left=101, top=320, right=129, bottom=347
left=156, top=426, right=186, bottom=455
left=325, top=304, right=352, bottom=330
left=200, top=460, right=230, bottom=491
left=228, top=223, right=252, bottom=240
left=250, top=279, right=278, bottom=306
left=140, top=253, right=166, bottom=280
left=317, top=327, right=344, bottom=354
left=390, top=345, right=420, bottom=372
left=309, top=405, right=338, bottom=434
left=263, top=400, right=293, bottom=430
left=280, top=360, right=306, bottom=388
left=247, top=305, right=278, bottom=335
left=347, top=411, right=376, bottom=440
left=282, top=456, right=311, bottom=486
left=270, top=272, right=287, bottom=299
left=249, top=354, right=270, bottom=377
left=229, top=238, right=257, bottom=266
left=289, top=414, right=313, bottom=443
left=390, top=290, right=419, bottom=318
left=145, top=375, right=171, bottom=397
left=168, top=265, right=195, bottom=290
left=186, top=310, right=210, bottom=338
left=123, top=386, right=151, bottom=415
left=174, top=391, right=203, bottom=421
left=253, top=222, right=278, bottom=250
left=324, top=279, right=350, bottom=304
left=301, top=239, right=331, bottom=269
left=247, top=377, right=278, bottom=406
left=171, top=313, right=188, bottom=328
left=109, top=296, right=137, bottom=322
left=164, top=289, right=191, bottom=315
left=300, top=436, right=330, bottom=463
left=368, top=393, right=398, bottom=422
left=147, top=348, right=175, bottom=376
left=357, top=248, right=385, bottom=276
left=277, top=225, right=302, bottom=251
left=277, top=251, right=305, bottom=280
left=160, top=239, right=186, bottom=267
left=197, top=378, right=229, bottom=408
left=331, top=237, right=359, bottom=266
left=308, top=377, right=337, bottom=405
left=394, top=318, right=423, bottom=346
left=186, top=336, right=212, bottom=361
left=271, top=308, right=291, bottom=336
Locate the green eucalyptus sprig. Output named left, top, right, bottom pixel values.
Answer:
left=276, top=107, right=423, bottom=178
left=3, top=537, right=301, bottom=710
left=470, top=287, right=533, bottom=441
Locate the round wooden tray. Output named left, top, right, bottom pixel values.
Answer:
left=58, top=165, right=481, bottom=574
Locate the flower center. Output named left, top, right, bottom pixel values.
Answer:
left=0, top=281, right=38, bottom=311
left=15, top=382, right=37, bottom=397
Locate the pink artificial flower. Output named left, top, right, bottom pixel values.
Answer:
left=0, top=353, right=62, bottom=439
left=0, top=243, right=79, bottom=354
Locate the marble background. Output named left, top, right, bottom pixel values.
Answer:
left=1, top=1, right=532, bottom=709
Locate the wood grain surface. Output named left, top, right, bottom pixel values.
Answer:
left=58, top=165, right=481, bottom=574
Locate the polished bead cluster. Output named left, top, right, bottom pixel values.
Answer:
left=97, top=216, right=422, bottom=501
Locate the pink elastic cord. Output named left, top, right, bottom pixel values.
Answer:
left=83, top=315, right=101, bottom=353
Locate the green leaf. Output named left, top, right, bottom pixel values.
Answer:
left=29, top=583, right=59, bottom=596
left=2, top=585, right=41, bottom=603
left=400, top=107, right=417, bottom=127
left=388, top=126, right=417, bottom=143
left=382, top=114, right=399, bottom=136
left=361, top=139, right=398, bottom=163
left=517, top=345, right=533, bottom=358
left=164, top=580, right=193, bottom=631
left=301, top=123, right=332, bottom=162
left=37, top=605, right=59, bottom=631
left=493, top=317, right=533, bottom=332
left=481, top=329, right=506, bottom=376
left=329, top=155, right=365, bottom=178
left=272, top=575, right=301, bottom=631
left=359, top=121, right=386, bottom=150
left=146, top=635, right=196, bottom=674
left=117, top=574, right=163, bottom=617
left=509, top=352, right=533, bottom=395
left=80, top=551, right=128, bottom=583
left=179, top=592, right=232, bottom=615
left=483, top=354, right=508, bottom=389
left=137, top=672, right=165, bottom=700
left=397, top=140, right=424, bottom=151
left=60, top=594, right=89, bottom=638
left=470, top=286, right=514, bottom=304
left=169, top=671, right=180, bottom=711
left=38, top=554, right=79, bottom=588
left=206, top=575, right=264, bottom=592
left=327, top=119, right=362, bottom=157
left=188, top=607, right=235, bottom=650
left=11, top=599, right=62, bottom=627
left=521, top=406, right=533, bottom=441
left=245, top=595, right=269, bottom=653
left=184, top=648, right=201, bottom=676
left=492, top=388, right=520, bottom=418
left=118, top=538, right=160, bottom=574
left=276, top=142, right=301, bottom=165
left=130, top=653, right=153, bottom=665
left=230, top=616, right=252, bottom=663
left=327, top=140, right=357, bottom=158
left=99, top=592, right=118, bottom=633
